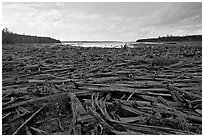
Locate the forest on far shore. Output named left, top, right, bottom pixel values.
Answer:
left=136, top=35, right=202, bottom=42
left=2, top=28, right=61, bottom=44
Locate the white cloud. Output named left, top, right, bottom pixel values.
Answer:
left=2, top=2, right=202, bottom=41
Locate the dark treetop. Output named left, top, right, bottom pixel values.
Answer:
left=136, top=35, right=202, bottom=42
left=2, top=28, right=61, bottom=44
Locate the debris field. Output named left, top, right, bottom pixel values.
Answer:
left=2, top=42, right=202, bottom=135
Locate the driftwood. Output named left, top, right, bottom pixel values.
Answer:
left=2, top=112, right=12, bottom=120
left=68, top=93, right=86, bottom=134
left=2, top=43, right=202, bottom=135
left=30, top=127, right=47, bottom=135
left=8, top=112, right=31, bottom=123
left=2, top=97, right=15, bottom=107
left=2, top=90, right=94, bottom=112
left=13, top=104, right=45, bottom=135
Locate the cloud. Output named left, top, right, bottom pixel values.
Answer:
left=2, top=2, right=202, bottom=41
left=140, top=3, right=202, bottom=27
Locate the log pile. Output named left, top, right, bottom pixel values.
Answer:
left=2, top=43, right=202, bottom=134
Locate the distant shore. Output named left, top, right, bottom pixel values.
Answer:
left=136, top=35, right=202, bottom=42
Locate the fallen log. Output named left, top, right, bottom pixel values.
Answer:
left=68, top=93, right=86, bottom=134
left=28, top=79, right=73, bottom=84
left=120, top=123, right=195, bottom=135
left=167, top=85, right=201, bottom=99
left=18, top=67, right=76, bottom=78
left=13, top=104, right=45, bottom=135
left=2, top=112, right=12, bottom=120
left=90, top=77, right=131, bottom=84
left=2, top=90, right=94, bottom=112
left=30, top=127, right=47, bottom=135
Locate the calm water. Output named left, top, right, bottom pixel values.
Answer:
left=61, top=41, right=163, bottom=48
left=61, top=41, right=126, bottom=48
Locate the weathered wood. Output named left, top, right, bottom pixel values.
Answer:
left=28, top=79, right=73, bottom=84
left=2, top=90, right=93, bottom=112
left=2, top=97, right=15, bottom=107
left=68, top=93, right=86, bottom=134
left=13, top=104, right=45, bottom=135
left=2, top=112, right=11, bottom=120
left=167, top=85, right=201, bottom=99
left=2, top=43, right=202, bottom=135
left=30, top=127, right=47, bottom=135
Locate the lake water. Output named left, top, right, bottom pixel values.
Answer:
left=61, top=41, right=127, bottom=48
left=61, top=41, right=163, bottom=48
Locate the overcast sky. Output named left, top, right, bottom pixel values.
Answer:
left=2, top=2, right=202, bottom=41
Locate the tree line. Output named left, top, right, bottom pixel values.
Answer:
left=136, top=35, right=202, bottom=42
left=2, top=28, right=61, bottom=44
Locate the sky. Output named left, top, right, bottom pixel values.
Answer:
left=2, top=2, right=202, bottom=41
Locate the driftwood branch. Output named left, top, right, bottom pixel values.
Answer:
left=13, top=104, right=45, bottom=135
